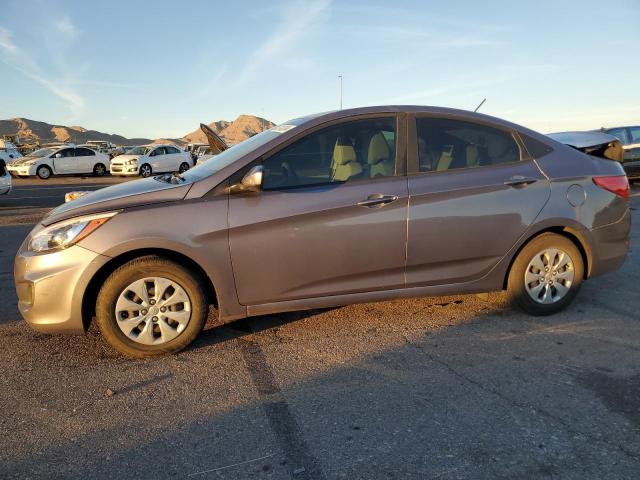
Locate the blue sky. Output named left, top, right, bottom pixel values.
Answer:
left=0, top=0, right=638, bottom=138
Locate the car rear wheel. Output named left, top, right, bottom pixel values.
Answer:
left=36, top=165, right=52, bottom=179
left=96, top=256, right=208, bottom=356
left=139, top=164, right=152, bottom=178
left=93, top=163, right=107, bottom=176
left=507, top=233, right=584, bottom=316
left=178, top=162, right=190, bottom=173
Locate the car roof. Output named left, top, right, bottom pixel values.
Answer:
left=285, top=105, right=532, bottom=133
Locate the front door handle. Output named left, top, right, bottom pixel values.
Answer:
left=357, top=194, right=399, bottom=208
left=504, top=176, right=538, bottom=187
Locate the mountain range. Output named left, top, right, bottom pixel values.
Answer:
left=0, top=115, right=275, bottom=148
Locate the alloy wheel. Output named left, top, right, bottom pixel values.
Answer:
left=524, top=248, right=575, bottom=304
left=115, top=277, right=192, bottom=345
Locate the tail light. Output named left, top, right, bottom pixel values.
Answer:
left=593, top=175, right=630, bottom=200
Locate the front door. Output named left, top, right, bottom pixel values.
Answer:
left=228, top=116, right=409, bottom=305
left=405, top=115, right=551, bottom=287
left=51, top=147, right=78, bottom=173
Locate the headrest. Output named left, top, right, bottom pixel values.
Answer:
left=332, top=137, right=356, bottom=166
left=466, top=145, right=479, bottom=167
left=367, top=133, right=390, bottom=165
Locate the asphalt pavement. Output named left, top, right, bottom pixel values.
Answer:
left=0, top=178, right=639, bottom=479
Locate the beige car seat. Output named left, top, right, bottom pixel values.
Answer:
left=331, top=137, right=362, bottom=181
left=367, top=133, right=394, bottom=177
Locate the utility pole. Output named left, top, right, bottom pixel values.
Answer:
left=338, top=75, right=343, bottom=110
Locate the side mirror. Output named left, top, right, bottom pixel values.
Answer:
left=230, top=165, right=263, bottom=194
left=54, top=153, right=62, bottom=158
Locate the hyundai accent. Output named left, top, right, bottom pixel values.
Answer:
left=14, top=106, right=631, bottom=356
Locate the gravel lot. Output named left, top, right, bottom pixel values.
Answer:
left=0, top=178, right=639, bottom=479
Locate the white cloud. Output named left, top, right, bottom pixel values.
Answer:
left=236, top=0, right=331, bottom=85
left=0, top=24, right=85, bottom=113
left=0, top=27, right=18, bottom=54
left=53, top=15, right=79, bottom=39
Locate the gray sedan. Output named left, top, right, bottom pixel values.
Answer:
left=14, top=106, right=631, bottom=356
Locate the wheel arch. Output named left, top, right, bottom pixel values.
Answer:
left=502, top=225, right=592, bottom=290
left=81, top=248, right=217, bottom=330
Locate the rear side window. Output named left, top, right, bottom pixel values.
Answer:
left=629, top=127, right=640, bottom=143
left=75, top=147, right=95, bottom=156
left=166, top=146, right=180, bottom=154
left=520, top=133, right=553, bottom=159
left=415, top=117, right=521, bottom=173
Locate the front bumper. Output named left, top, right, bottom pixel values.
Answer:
left=8, top=165, right=36, bottom=177
left=14, top=243, right=111, bottom=334
left=110, top=164, right=138, bottom=175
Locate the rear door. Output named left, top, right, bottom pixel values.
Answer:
left=149, top=147, right=167, bottom=172
left=228, top=115, right=409, bottom=305
left=74, top=147, right=96, bottom=172
left=165, top=146, right=182, bottom=170
left=405, top=114, right=550, bottom=287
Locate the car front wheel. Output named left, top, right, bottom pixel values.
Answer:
left=36, top=165, right=52, bottom=179
left=96, top=256, right=209, bottom=356
left=507, top=233, right=584, bottom=316
left=139, top=164, right=152, bottom=178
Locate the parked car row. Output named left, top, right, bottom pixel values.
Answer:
left=4, top=143, right=193, bottom=179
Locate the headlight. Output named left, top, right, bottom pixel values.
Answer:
left=22, top=161, right=35, bottom=166
left=28, top=212, right=117, bottom=253
left=125, top=159, right=138, bottom=165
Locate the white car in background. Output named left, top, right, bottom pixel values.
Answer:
left=110, top=144, right=192, bottom=177
left=6, top=145, right=110, bottom=179
left=0, top=159, right=11, bottom=195
left=0, top=139, right=22, bottom=164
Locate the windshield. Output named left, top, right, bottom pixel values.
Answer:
left=181, top=129, right=284, bottom=182
left=128, top=146, right=151, bottom=155
left=28, top=148, right=56, bottom=158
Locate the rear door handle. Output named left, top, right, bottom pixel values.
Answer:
left=504, top=176, right=538, bottom=187
left=357, top=194, right=399, bottom=208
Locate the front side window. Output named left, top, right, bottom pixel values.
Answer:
left=416, top=117, right=521, bottom=173
left=54, top=148, right=74, bottom=158
left=262, top=117, right=396, bottom=190
left=151, top=147, right=166, bottom=156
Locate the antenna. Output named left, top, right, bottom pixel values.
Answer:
left=474, top=98, right=486, bottom=112
left=338, top=75, right=343, bottom=110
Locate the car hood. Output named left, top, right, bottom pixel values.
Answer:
left=547, top=131, right=617, bottom=149
left=9, top=156, right=42, bottom=165
left=111, top=154, right=141, bottom=163
left=42, top=177, right=192, bottom=226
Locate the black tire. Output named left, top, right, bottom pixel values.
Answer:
left=93, top=163, right=107, bottom=176
left=507, top=233, right=584, bottom=316
left=178, top=162, right=190, bottom=173
left=36, top=165, right=52, bottom=179
left=139, top=164, right=152, bottom=178
left=96, top=256, right=208, bottom=357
